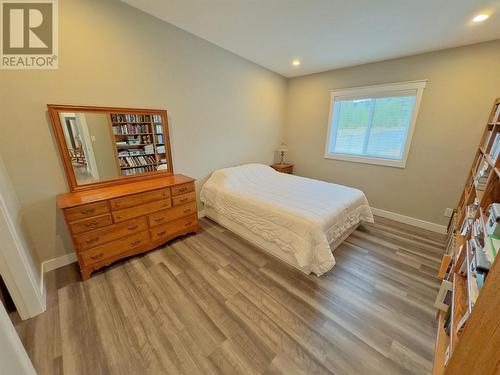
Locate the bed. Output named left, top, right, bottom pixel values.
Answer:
left=200, top=164, right=374, bottom=276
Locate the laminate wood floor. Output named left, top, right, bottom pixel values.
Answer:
left=13, top=216, right=445, bottom=375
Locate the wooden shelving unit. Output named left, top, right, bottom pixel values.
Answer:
left=449, top=273, right=467, bottom=352
left=109, top=113, right=170, bottom=176
left=433, top=310, right=448, bottom=375
left=433, top=98, right=500, bottom=375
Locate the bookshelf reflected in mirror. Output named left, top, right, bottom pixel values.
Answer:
left=110, top=113, right=169, bottom=176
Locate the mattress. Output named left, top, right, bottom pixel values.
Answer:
left=200, top=164, right=374, bottom=276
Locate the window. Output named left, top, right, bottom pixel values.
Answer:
left=325, top=80, right=426, bottom=168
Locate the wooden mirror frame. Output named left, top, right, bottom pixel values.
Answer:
left=48, top=104, right=174, bottom=192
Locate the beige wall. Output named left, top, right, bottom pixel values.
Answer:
left=0, top=0, right=287, bottom=265
left=0, top=155, right=40, bottom=284
left=285, top=40, right=500, bottom=226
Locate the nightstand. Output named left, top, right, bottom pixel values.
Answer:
left=271, top=163, right=293, bottom=174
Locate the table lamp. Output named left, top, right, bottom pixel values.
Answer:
left=277, top=143, right=288, bottom=165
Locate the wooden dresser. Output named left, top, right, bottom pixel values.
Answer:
left=57, top=175, right=199, bottom=280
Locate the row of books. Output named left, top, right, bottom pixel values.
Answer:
left=154, top=124, right=163, bottom=134
left=119, top=155, right=157, bottom=168
left=118, top=149, right=145, bottom=157
left=452, top=207, right=495, bottom=338
left=156, top=134, right=164, bottom=144
left=116, top=136, right=153, bottom=147
left=490, top=133, right=500, bottom=162
left=439, top=243, right=471, bottom=342
left=492, top=104, right=500, bottom=123
left=113, top=124, right=150, bottom=135
left=142, top=145, right=168, bottom=156
left=459, top=199, right=478, bottom=237
left=111, top=113, right=151, bottom=123
left=152, top=114, right=162, bottom=123
left=474, top=158, right=490, bottom=191
left=121, top=165, right=156, bottom=176
left=483, top=131, right=500, bottom=162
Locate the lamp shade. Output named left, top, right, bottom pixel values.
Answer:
left=277, top=143, right=288, bottom=153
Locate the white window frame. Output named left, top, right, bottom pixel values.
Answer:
left=324, top=80, right=427, bottom=168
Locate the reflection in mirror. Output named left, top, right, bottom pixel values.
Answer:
left=58, top=111, right=169, bottom=186
left=60, top=112, right=120, bottom=185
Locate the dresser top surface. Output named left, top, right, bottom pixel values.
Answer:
left=57, top=174, right=195, bottom=209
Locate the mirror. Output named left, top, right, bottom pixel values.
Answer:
left=48, top=105, right=173, bottom=191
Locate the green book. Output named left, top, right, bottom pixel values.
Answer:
left=488, top=234, right=499, bottom=259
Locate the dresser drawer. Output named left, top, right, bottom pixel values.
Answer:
left=69, top=214, right=113, bottom=235
left=80, top=231, right=150, bottom=267
left=172, top=192, right=196, bottom=206
left=171, top=182, right=195, bottom=196
left=148, top=202, right=197, bottom=227
left=150, top=214, right=198, bottom=242
left=74, top=217, right=148, bottom=251
left=65, top=201, right=110, bottom=222
left=109, top=188, right=171, bottom=210
left=112, top=199, right=172, bottom=223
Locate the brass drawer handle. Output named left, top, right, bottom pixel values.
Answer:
left=178, top=187, right=188, bottom=192
left=163, top=191, right=169, bottom=196
left=157, top=230, right=166, bottom=236
left=154, top=217, right=165, bottom=222
left=81, top=208, right=95, bottom=215
left=116, top=216, right=122, bottom=220
left=130, top=240, right=141, bottom=247
left=90, top=253, right=104, bottom=260
left=184, top=221, right=192, bottom=227
left=180, top=198, right=188, bottom=202
left=163, top=202, right=170, bottom=207
left=86, top=221, right=98, bottom=228
left=113, top=203, right=120, bottom=208
left=183, top=208, right=191, bottom=213
left=85, top=237, right=99, bottom=244
left=127, top=225, right=138, bottom=230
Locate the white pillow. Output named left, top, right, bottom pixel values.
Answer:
left=201, top=163, right=275, bottom=207
left=205, top=163, right=274, bottom=188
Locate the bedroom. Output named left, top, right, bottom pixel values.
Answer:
left=0, top=0, right=499, bottom=374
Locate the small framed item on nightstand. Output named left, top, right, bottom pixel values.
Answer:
left=271, top=163, right=293, bottom=174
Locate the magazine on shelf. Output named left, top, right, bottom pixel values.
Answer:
left=489, top=133, right=500, bottom=162
left=494, top=104, right=500, bottom=123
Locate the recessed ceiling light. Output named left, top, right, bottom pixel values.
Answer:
left=292, top=59, right=301, bottom=66
left=472, top=14, right=489, bottom=23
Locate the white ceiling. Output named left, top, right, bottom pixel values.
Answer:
left=122, top=0, right=500, bottom=77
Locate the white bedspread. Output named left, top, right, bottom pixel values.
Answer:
left=200, top=164, right=374, bottom=275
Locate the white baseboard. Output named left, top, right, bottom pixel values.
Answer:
left=371, top=207, right=447, bottom=234
left=41, top=252, right=77, bottom=274
left=39, top=270, right=46, bottom=311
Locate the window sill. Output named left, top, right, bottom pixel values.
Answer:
left=324, top=153, right=406, bottom=168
